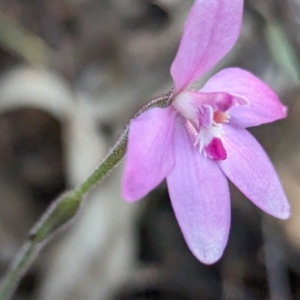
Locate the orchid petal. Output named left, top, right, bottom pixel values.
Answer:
left=201, top=68, right=287, bottom=127
left=167, top=118, right=230, bottom=264
left=219, top=125, right=290, bottom=219
left=170, top=0, right=243, bottom=94
left=122, top=107, right=176, bottom=202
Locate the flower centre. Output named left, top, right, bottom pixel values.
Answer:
left=173, top=91, right=233, bottom=160
left=195, top=108, right=228, bottom=160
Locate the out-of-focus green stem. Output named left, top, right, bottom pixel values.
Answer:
left=0, top=93, right=172, bottom=300
left=0, top=11, right=52, bottom=65
left=266, top=22, right=300, bottom=84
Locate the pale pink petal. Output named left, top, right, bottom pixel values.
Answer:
left=219, top=125, right=290, bottom=219
left=122, top=107, right=176, bottom=202
left=167, top=118, right=230, bottom=264
left=170, top=0, right=243, bottom=94
left=201, top=68, right=287, bottom=127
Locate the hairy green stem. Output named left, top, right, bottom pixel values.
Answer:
left=0, top=93, right=172, bottom=300
left=0, top=125, right=129, bottom=300
left=0, top=243, right=35, bottom=300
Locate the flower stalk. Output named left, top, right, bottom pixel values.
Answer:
left=0, top=94, right=171, bottom=300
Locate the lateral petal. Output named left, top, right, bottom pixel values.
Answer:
left=201, top=68, right=287, bottom=127
left=167, top=117, right=230, bottom=264
left=171, top=0, right=243, bottom=93
left=219, top=125, right=290, bottom=219
left=122, top=107, right=176, bottom=201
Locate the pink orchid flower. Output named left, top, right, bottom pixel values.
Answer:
left=121, top=0, right=290, bottom=264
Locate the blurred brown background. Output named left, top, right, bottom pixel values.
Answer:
left=1, top=0, right=300, bottom=299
